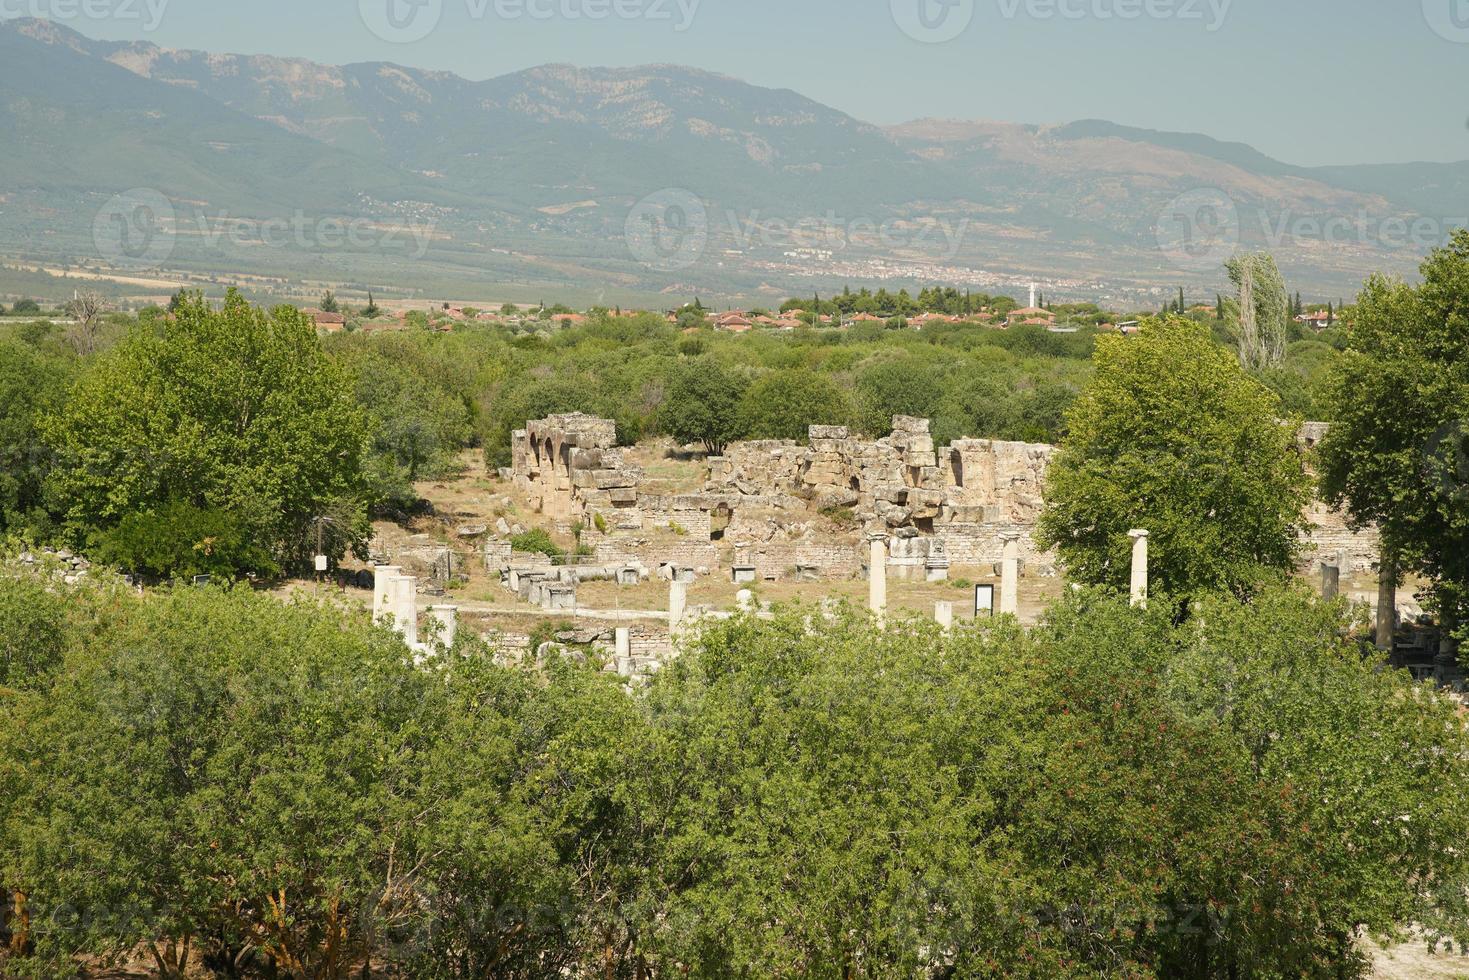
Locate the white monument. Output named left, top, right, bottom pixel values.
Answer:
left=1129, top=530, right=1150, bottom=609
left=999, top=534, right=1020, bottom=617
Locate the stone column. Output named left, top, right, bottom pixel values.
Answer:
left=868, top=536, right=889, bottom=624
left=999, top=534, right=1020, bottom=617
left=390, top=575, right=418, bottom=647
left=429, top=605, right=458, bottom=650
left=615, top=627, right=632, bottom=660
left=934, top=601, right=954, bottom=631
left=669, top=579, right=688, bottom=632
left=1320, top=562, right=1340, bottom=601
left=736, top=589, right=755, bottom=613
left=1128, top=530, right=1149, bottom=609
left=372, top=565, right=402, bottom=624
left=1376, top=554, right=1396, bottom=652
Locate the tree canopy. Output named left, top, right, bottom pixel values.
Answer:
left=1317, top=229, right=1469, bottom=628
left=659, top=357, right=749, bottom=455
left=42, top=291, right=371, bottom=577
left=1037, top=316, right=1312, bottom=599
left=738, top=368, right=852, bottom=441
left=2, top=572, right=1464, bottom=978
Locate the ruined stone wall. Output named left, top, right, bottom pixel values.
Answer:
left=707, top=418, right=1379, bottom=576
left=707, top=418, right=1058, bottom=570
left=1297, top=422, right=1380, bottom=574
left=512, top=414, right=640, bottom=521
left=514, top=414, right=1380, bottom=583
left=1300, top=503, right=1380, bottom=575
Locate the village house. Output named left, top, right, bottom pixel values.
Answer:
left=1005, top=306, right=1056, bottom=328
left=302, top=308, right=347, bottom=333
left=714, top=311, right=753, bottom=332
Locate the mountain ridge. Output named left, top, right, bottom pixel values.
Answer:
left=1, top=16, right=1463, bottom=302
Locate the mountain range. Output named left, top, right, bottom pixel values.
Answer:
left=2, top=16, right=1465, bottom=307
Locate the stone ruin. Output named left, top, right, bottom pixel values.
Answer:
left=499, top=412, right=1381, bottom=586
left=511, top=413, right=641, bottom=521
left=708, top=417, right=1054, bottom=575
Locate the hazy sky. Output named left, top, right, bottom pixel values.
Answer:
left=27, top=0, right=1469, bottom=166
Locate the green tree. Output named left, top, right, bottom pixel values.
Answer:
left=1037, top=316, right=1311, bottom=599
left=738, top=369, right=851, bottom=441
left=0, top=340, right=72, bottom=537
left=615, top=585, right=1469, bottom=976
left=659, top=358, right=748, bottom=455
left=0, top=583, right=443, bottom=978
left=855, top=358, right=942, bottom=437
left=1318, top=231, right=1469, bottom=630
left=320, top=290, right=339, bottom=314
left=9, top=299, right=39, bottom=316
left=1227, top=253, right=1289, bottom=370
left=42, top=291, right=370, bottom=577
left=0, top=567, right=68, bottom=691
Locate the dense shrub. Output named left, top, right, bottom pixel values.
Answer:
left=2, top=574, right=1464, bottom=979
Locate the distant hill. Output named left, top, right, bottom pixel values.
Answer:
left=1, top=16, right=1463, bottom=305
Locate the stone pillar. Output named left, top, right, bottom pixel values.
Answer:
left=868, top=536, right=889, bottom=624
left=1128, top=530, right=1149, bottom=609
left=429, top=605, right=458, bottom=650
left=390, top=575, right=418, bottom=647
left=669, top=579, right=688, bottom=632
left=615, top=627, right=632, bottom=660
left=372, top=565, right=402, bottom=624
left=736, top=589, right=755, bottom=613
left=999, top=534, right=1020, bottom=617
left=934, top=601, right=954, bottom=631
left=1376, top=554, right=1396, bottom=652
left=1320, top=562, right=1340, bottom=601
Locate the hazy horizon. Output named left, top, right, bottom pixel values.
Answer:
left=8, top=0, right=1468, bottom=169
